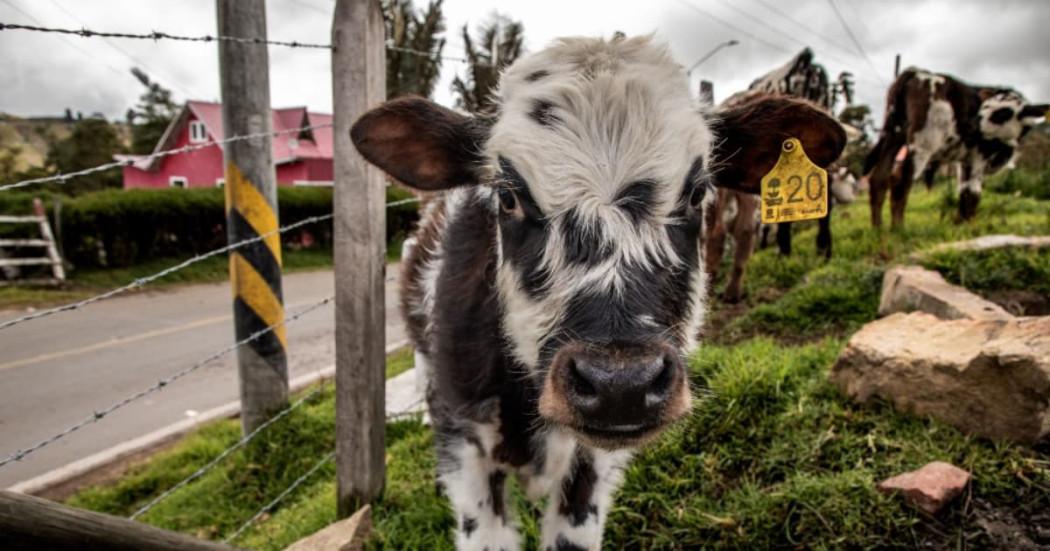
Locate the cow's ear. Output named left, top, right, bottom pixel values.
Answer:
left=1019, top=103, right=1049, bottom=121
left=708, top=96, right=847, bottom=194
left=351, top=96, right=488, bottom=191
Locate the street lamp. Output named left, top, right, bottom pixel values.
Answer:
left=686, top=39, right=739, bottom=77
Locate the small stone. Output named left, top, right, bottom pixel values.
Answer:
left=877, top=461, right=971, bottom=514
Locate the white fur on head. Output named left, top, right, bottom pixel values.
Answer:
left=484, top=35, right=712, bottom=370
left=979, top=90, right=1031, bottom=144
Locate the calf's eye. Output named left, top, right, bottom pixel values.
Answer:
left=498, top=188, right=519, bottom=213
left=688, top=184, right=708, bottom=209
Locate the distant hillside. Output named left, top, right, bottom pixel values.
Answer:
left=0, top=114, right=131, bottom=172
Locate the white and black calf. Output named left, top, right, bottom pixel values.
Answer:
left=865, top=67, right=1048, bottom=227
left=350, top=36, right=845, bottom=550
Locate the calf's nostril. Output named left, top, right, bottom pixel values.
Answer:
left=568, top=359, right=598, bottom=398
left=648, top=354, right=676, bottom=396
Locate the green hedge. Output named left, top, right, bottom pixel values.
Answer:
left=0, top=186, right=419, bottom=269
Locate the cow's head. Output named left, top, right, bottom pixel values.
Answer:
left=352, top=36, right=844, bottom=449
left=978, top=89, right=1049, bottom=143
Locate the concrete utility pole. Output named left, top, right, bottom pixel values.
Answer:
left=894, top=54, right=901, bottom=77
left=331, top=0, right=387, bottom=517
left=217, top=0, right=288, bottom=435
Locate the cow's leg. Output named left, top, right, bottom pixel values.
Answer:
left=437, top=423, right=519, bottom=551
left=541, top=448, right=631, bottom=551
left=724, top=195, right=757, bottom=303
left=890, top=151, right=918, bottom=229
left=776, top=221, right=792, bottom=256
left=703, top=189, right=729, bottom=287
left=758, top=224, right=772, bottom=249
left=816, top=199, right=833, bottom=259
left=956, top=160, right=984, bottom=222
left=867, top=152, right=895, bottom=229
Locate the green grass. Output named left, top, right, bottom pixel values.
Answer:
left=921, top=247, right=1050, bottom=296
left=68, top=183, right=1050, bottom=549
left=67, top=346, right=419, bottom=549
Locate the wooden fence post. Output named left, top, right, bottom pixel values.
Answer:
left=216, top=0, right=289, bottom=435
left=331, top=0, right=387, bottom=517
left=0, top=490, right=238, bottom=551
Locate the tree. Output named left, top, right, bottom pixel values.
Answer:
left=126, top=67, right=179, bottom=154
left=838, top=104, right=872, bottom=176
left=451, top=14, right=525, bottom=114
left=384, top=0, right=447, bottom=99
left=830, top=71, right=855, bottom=111
left=45, top=118, right=124, bottom=194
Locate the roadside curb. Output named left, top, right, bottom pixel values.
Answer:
left=8, top=339, right=410, bottom=497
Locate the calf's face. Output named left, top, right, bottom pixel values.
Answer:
left=351, top=37, right=845, bottom=450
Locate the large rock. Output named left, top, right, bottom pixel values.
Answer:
left=923, top=234, right=1050, bottom=254
left=877, top=461, right=971, bottom=514
left=831, top=312, right=1050, bottom=444
left=878, top=265, right=1012, bottom=321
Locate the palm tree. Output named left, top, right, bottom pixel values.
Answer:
left=451, top=14, right=525, bottom=114
left=384, top=0, right=447, bottom=99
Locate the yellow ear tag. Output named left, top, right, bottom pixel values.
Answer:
left=760, top=137, right=829, bottom=224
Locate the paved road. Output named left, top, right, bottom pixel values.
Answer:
left=0, top=267, right=405, bottom=488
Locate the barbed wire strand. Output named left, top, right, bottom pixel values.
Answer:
left=0, top=123, right=333, bottom=192
left=130, top=385, right=324, bottom=520
left=0, top=213, right=333, bottom=331
left=0, top=296, right=333, bottom=469
left=0, top=195, right=421, bottom=331
left=224, top=450, right=336, bottom=544
left=0, top=21, right=332, bottom=49
left=223, top=399, right=427, bottom=543
left=386, top=41, right=467, bottom=63
left=0, top=22, right=465, bottom=63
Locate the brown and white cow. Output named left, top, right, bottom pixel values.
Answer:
left=865, top=67, right=1048, bottom=227
left=705, top=48, right=853, bottom=302
left=350, top=36, right=844, bottom=550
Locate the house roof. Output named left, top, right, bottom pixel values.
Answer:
left=121, top=100, right=333, bottom=171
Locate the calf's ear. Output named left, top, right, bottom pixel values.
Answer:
left=708, top=96, right=847, bottom=194
left=350, top=96, right=488, bottom=191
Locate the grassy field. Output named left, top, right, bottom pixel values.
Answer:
left=67, top=185, right=1050, bottom=549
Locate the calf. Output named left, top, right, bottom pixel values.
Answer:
left=351, top=36, right=844, bottom=550
left=865, top=68, right=1047, bottom=227
left=706, top=49, right=849, bottom=302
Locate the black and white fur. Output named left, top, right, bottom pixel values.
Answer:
left=351, top=35, right=846, bottom=550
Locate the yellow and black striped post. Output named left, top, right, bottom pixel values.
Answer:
left=217, top=0, right=288, bottom=435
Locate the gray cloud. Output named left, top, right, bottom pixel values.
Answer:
left=1, top=0, right=1046, bottom=129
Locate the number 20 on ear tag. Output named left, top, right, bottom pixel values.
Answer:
left=760, top=138, right=828, bottom=224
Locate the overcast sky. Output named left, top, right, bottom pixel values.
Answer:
left=1, top=0, right=1047, bottom=126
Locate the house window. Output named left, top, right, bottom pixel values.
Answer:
left=215, top=178, right=225, bottom=188
left=169, top=176, right=188, bottom=188
left=189, top=120, right=208, bottom=144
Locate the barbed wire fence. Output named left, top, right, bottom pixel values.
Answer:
left=0, top=2, right=439, bottom=546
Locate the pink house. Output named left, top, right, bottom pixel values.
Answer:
left=117, top=101, right=334, bottom=189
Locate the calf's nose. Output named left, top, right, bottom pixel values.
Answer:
left=564, top=348, right=679, bottom=427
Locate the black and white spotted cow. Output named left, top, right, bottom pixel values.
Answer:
left=350, top=35, right=845, bottom=550
left=865, top=67, right=1048, bottom=227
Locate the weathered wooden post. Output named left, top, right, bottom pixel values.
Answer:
left=331, top=0, right=387, bottom=517
left=0, top=490, right=238, bottom=550
left=217, top=0, right=289, bottom=434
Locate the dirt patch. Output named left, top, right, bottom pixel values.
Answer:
left=982, top=289, right=1050, bottom=316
